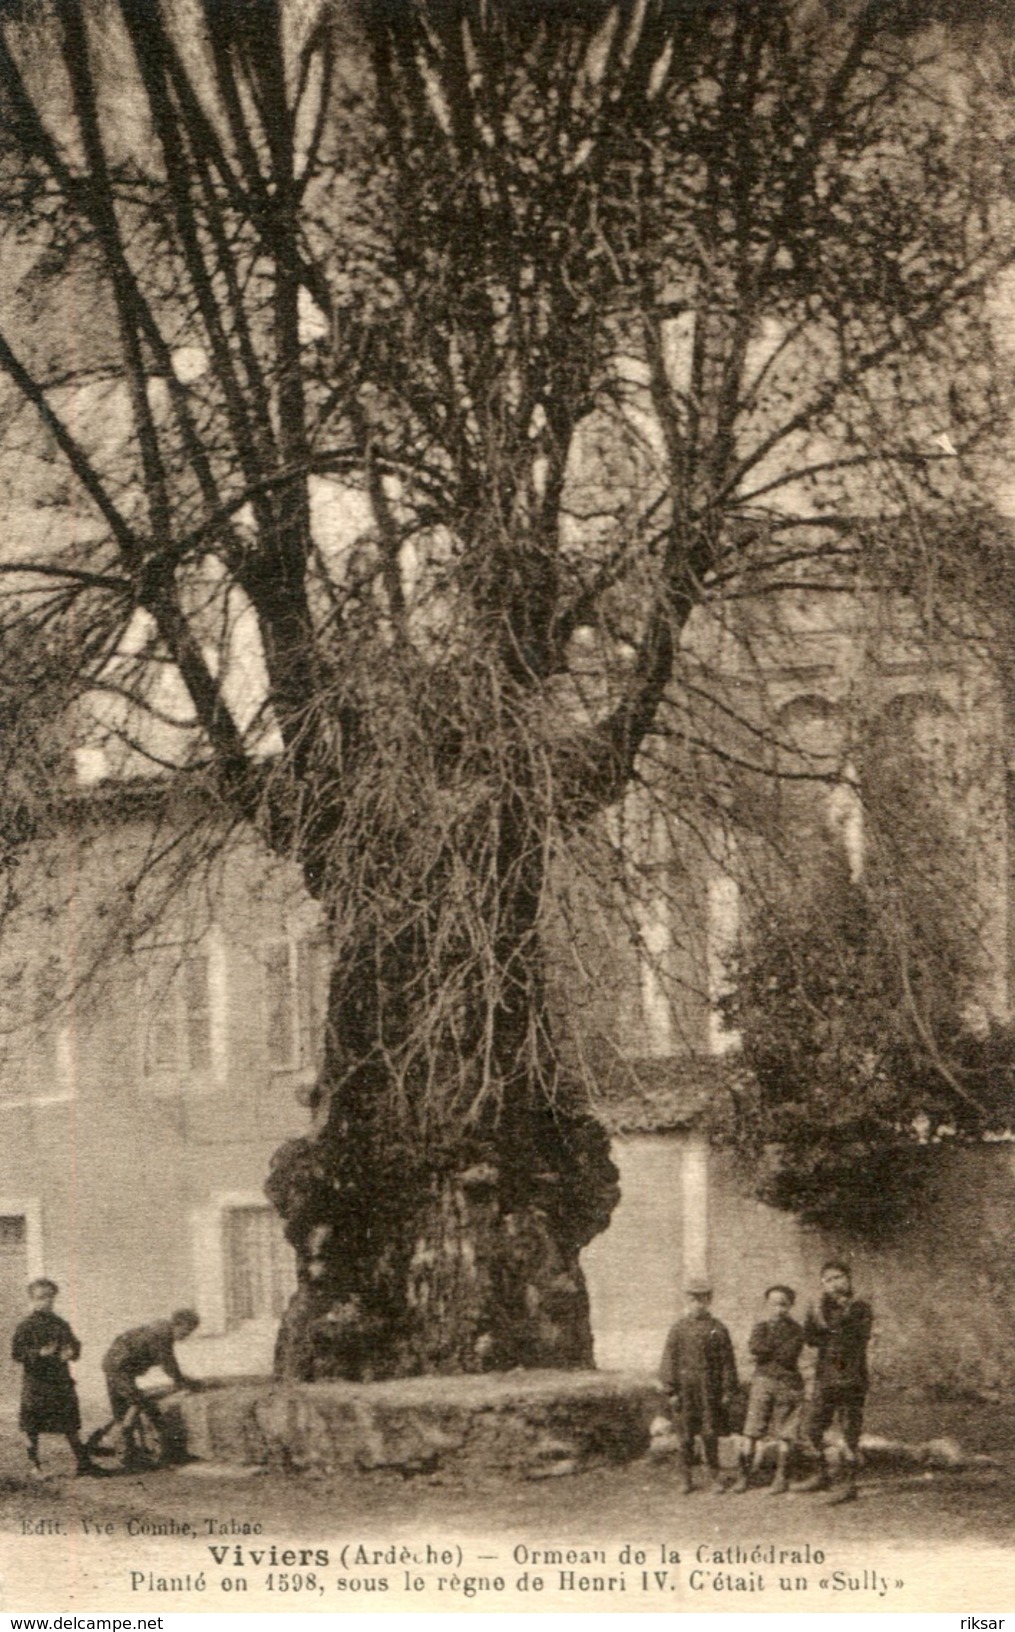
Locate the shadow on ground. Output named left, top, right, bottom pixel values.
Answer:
left=1, top=1381, right=1013, bottom=1551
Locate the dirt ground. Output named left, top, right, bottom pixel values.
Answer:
left=1, top=1385, right=1013, bottom=1540
left=6, top=1433, right=1012, bottom=1545
left=0, top=1387, right=1012, bottom=1612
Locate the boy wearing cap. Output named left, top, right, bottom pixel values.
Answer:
left=659, top=1279, right=739, bottom=1495
left=794, top=1261, right=873, bottom=1503
left=733, top=1284, right=805, bottom=1495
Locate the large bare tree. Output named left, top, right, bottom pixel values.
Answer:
left=0, top=0, right=1010, bottom=1376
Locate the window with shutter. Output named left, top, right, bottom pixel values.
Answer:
left=0, top=1214, right=26, bottom=1247
left=184, top=953, right=212, bottom=1073
left=223, top=1205, right=297, bottom=1325
left=265, top=941, right=296, bottom=1069
left=264, top=936, right=328, bottom=1073
left=139, top=947, right=214, bottom=1085
left=0, top=968, right=67, bottom=1102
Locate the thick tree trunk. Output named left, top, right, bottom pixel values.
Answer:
left=267, top=800, right=620, bottom=1380
left=269, top=1082, right=618, bottom=1380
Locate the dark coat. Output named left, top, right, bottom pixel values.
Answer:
left=748, top=1314, right=805, bottom=1384
left=102, top=1320, right=185, bottom=1386
left=659, top=1313, right=739, bottom=1439
left=804, top=1295, right=873, bottom=1394
left=12, top=1311, right=82, bottom=1435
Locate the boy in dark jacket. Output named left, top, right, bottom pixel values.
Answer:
left=794, top=1261, right=873, bottom=1503
left=12, top=1279, right=102, bottom=1478
left=101, top=1309, right=201, bottom=1423
left=659, top=1278, right=739, bottom=1495
left=733, top=1284, right=805, bottom=1495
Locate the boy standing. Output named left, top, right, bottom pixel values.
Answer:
left=733, top=1283, right=805, bottom=1495
left=794, top=1260, right=873, bottom=1503
left=659, top=1278, right=739, bottom=1495
left=12, top=1279, right=101, bottom=1478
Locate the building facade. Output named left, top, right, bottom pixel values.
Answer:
left=0, top=801, right=323, bottom=1408
left=0, top=579, right=1011, bottom=1411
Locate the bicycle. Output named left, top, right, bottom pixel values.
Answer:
left=85, top=1388, right=172, bottom=1473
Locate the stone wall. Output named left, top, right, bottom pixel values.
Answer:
left=165, top=1370, right=661, bottom=1479
left=583, top=1132, right=1015, bottom=1398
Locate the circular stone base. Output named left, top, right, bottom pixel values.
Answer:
left=162, top=1370, right=664, bottom=1480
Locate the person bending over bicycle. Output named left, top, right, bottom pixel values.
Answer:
left=101, top=1309, right=202, bottom=1425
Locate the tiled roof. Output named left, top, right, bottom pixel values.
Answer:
left=587, top=1053, right=727, bottom=1134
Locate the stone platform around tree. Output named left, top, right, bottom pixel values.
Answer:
left=160, top=1370, right=665, bottom=1480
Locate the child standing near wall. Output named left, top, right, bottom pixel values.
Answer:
left=11, top=1279, right=102, bottom=1478
left=794, top=1260, right=873, bottom=1503
left=733, top=1283, right=805, bottom=1495
left=659, top=1278, right=739, bottom=1495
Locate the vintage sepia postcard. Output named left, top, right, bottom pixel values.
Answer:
left=0, top=0, right=1013, bottom=1617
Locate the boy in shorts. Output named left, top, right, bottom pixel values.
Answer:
left=733, top=1283, right=804, bottom=1495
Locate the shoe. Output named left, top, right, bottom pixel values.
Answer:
left=75, top=1461, right=114, bottom=1479
left=791, top=1471, right=830, bottom=1493
left=827, top=1483, right=858, bottom=1505
left=767, top=1470, right=789, bottom=1495
left=731, top=1472, right=749, bottom=1494
left=707, top=1474, right=727, bottom=1495
left=679, top=1475, right=694, bottom=1495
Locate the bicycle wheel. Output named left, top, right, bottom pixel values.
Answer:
left=126, top=1406, right=168, bottom=1471
left=85, top=1420, right=129, bottom=1473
